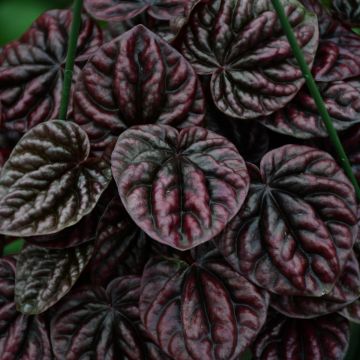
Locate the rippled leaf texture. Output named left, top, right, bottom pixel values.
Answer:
left=253, top=312, right=350, bottom=360
left=140, top=252, right=269, bottom=360
left=74, top=25, right=205, bottom=154
left=260, top=77, right=360, bottom=138
left=331, top=0, right=360, bottom=27
left=0, top=120, right=112, bottom=237
left=0, top=257, right=51, bottom=360
left=112, top=124, right=249, bottom=250
left=179, top=0, right=319, bottom=119
left=0, top=10, right=102, bottom=133
left=270, top=251, right=360, bottom=318
left=342, top=124, right=360, bottom=182
left=90, top=197, right=150, bottom=286
left=339, top=299, right=360, bottom=324
left=216, top=146, right=357, bottom=296
left=15, top=242, right=94, bottom=315
left=301, top=0, right=360, bottom=81
left=51, top=276, right=146, bottom=359
left=84, top=0, right=185, bottom=21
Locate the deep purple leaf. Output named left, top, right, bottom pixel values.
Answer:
left=260, top=77, right=360, bottom=138
left=331, top=0, right=360, bottom=27
left=15, top=242, right=94, bottom=314
left=111, top=124, right=249, bottom=250
left=0, top=120, right=112, bottom=237
left=51, top=276, right=146, bottom=359
left=178, top=0, right=319, bottom=119
left=253, top=312, right=350, bottom=360
left=74, top=24, right=205, bottom=154
left=140, top=251, right=269, bottom=360
left=0, top=10, right=102, bottom=133
left=216, top=146, right=357, bottom=296
left=0, top=257, right=51, bottom=360
left=84, top=0, right=185, bottom=21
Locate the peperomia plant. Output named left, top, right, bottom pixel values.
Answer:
left=1, top=0, right=360, bottom=359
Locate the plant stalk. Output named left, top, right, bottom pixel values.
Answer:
left=59, top=0, right=83, bottom=120
left=271, top=0, right=360, bottom=201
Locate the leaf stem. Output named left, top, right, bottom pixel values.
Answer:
left=3, top=239, right=25, bottom=256
left=271, top=0, right=360, bottom=201
left=59, top=0, right=83, bottom=120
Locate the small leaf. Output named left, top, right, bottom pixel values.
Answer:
left=339, top=300, right=360, bottom=324
left=111, top=124, right=249, bottom=250
left=0, top=120, right=112, bottom=237
left=331, top=0, right=360, bottom=27
left=15, top=242, right=94, bottom=314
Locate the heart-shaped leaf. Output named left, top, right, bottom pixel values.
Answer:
left=178, top=0, right=319, bottom=119
left=253, top=312, right=350, bottom=360
left=140, top=250, right=269, bottom=360
left=260, top=77, right=360, bottom=138
left=216, top=146, right=357, bottom=296
left=0, top=10, right=102, bottom=133
left=15, top=242, right=94, bottom=315
left=90, top=196, right=151, bottom=286
left=0, top=120, right=112, bottom=237
left=111, top=124, right=249, bottom=250
left=84, top=0, right=185, bottom=21
left=0, top=257, right=52, bottom=359
left=74, top=24, right=205, bottom=154
left=51, top=276, right=146, bottom=359
left=270, top=250, right=360, bottom=318
left=331, top=0, right=360, bottom=27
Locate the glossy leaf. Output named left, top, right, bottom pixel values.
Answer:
left=260, top=77, right=360, bottom=138
left=15, top=242, right=94, bottom=314
left=253, top=312, right=350, bottom=360
left=216, top=146, right=357, bottom=296
left=74, top=24, right=205, bottom=154
left=51, top=276, right=146, bottom=359
left=331, top=0, right=360, bottom=27
left=0, top=120, right=112, bottom=237
left=0, top=257, right=52, bottom=360
left=111, top=124, right=249, bottom=250
left=0, top=10, right=102, bottom=133
left=84, top=0, right=185, bottom=21
left=178, top=0, right=319, bottom=119
left=140, top=251, right=269, bottom=360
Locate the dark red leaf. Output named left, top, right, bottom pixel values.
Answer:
left=178, top=0, right=319, bottom=119
left=331, top=0, right=360, bottom=27
left=216, top=146, right=357, bottom=296
left=111, top=124, right=249, bottom=250
left=253, top=312, right=350, bottom=360
left=0, top=10, right=102, bottom=133
left=140, top=251, right=269, bottom=360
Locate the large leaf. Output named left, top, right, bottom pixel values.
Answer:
left=0, top=257, right=51, bottom=360
left=331, top=0, right=360, bottom=27
left=74, top=25, right=205, bottom=154
left=260, top=77, right=360, bottom=138
left=111, top=124, right=249, bottom=250
left=15, top=242, right=94, bottom=315
left=84, top=0, right=185, bottom=21
left=178, top=0, right=319, bottom=119
left=0, top=120, right=112, bottom=237
left=140, top=251, right=269, bottom=360
left=0, top=10, right=102, bottom=133
left=253, top=312, right=350, bottom=360
left=216, top=146, right=357, bottom=296
left=51, top=276, right=146, bottom=359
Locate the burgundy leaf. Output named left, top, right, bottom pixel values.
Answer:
left=178, top=0, right=319, bottom=119
left=339, top=299, right=360, bottom=324
left=270, top=250, right=360, bottom=318
left=111, top=124, right=249, bottom=250
left=253, top=312, right=350, bottom=360
left=90, top=197, right=151, bottom=286
left=260, top=77, right=360, bottom=138
left=84, top=0, right=185, bottom=21
left=0, top=10, right=102, bottom=133
left=74, top=24, right=205, bottom=154
left=140, top=252, right=269, bottom=360
left=0, top=120, right=112, bottom=237
left=331, top=0, right=360, bottom=27
left=216, top=146, right=357, bottom=296
left=51, top=276, right=146, bottom=359
left=0, top=257, right=51, bottom=360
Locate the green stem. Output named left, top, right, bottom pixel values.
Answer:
left=271, top=0, right=360, bottom=201
left=59, top=0, right=83, bottom=120
left=3, top=239, right=25, bottom=256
